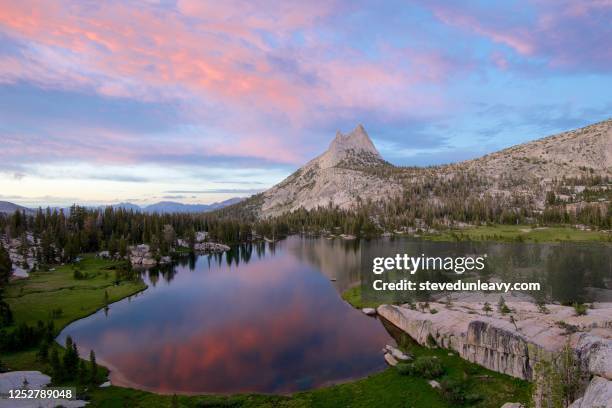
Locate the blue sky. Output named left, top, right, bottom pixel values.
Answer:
left=0, top=0, right=610, bottom=206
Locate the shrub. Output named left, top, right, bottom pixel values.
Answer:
left=498, top=296, right=511, bottom=314
left=482, top=302, right=492, bottom=315
left=536, top=301, right=549, bottom=314
left=573, top=302, right=587, bottom=316
left=440, top=378, right=481, bottom=405
left=426, top=333, right=437, bottom=347
left=396, top=356, right=444, bottom=379
left=556, top=321, right=578, bottom=334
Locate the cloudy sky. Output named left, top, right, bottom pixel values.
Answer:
left=0, top=0, right=610, bottom=207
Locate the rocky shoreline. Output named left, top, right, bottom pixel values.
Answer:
left=96, top=231, right=231, bottom=267
left=377, top=294, right=612, bottom=407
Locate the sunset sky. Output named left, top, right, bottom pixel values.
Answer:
left=1, top=0, right=611, bottom=207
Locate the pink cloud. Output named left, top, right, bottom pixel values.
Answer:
left=0, top=1, right=453, bottom=118
left=0, top=0, right=467, bottom=167
left=429, top=0, right=612, bottom=72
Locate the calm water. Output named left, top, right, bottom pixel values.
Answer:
left=58, top=237, right=390, bottom=394
left=58, top=236, right=611, bottom=394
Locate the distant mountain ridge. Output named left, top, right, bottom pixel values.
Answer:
left=0, top=197, right=244, bottom=215
left=221, top=119, right=612, bottom=219
left=139, top=198, right=244, bottom=213
left=0, top=201, right=36, bottom=215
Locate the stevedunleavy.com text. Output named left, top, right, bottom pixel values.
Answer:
left=372, top=279, right=541, bottom=293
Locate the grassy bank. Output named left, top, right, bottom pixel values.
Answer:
left=2, top=256, right=146, bottom=371
left=87, top=342, right=530, bottom=408
left=423, top=224, right=611, bottom=243
left=341, top=285, right=380, bottom=309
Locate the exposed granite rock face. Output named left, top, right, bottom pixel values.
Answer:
left=384, top=344, right=411, bottom=361
left=384, top=353, right=398, bottom=366
left=377, top=299, right=612, bottom=382
left=1, top=233, right=39, bottom=278
left=575, top=332, right=612, bottom=380
left=260, top=125, right=400, bottom=218
left=377, top=304, right=538, bottom=379
left=568, top=376, right=612, bottom=408
left=230, top=120, right=612, bottom=220
left=129, top=239, right=229, bottom=266
left=129, top=244, right=155, bottom=266
left=192, top=242, right=230, bottom=253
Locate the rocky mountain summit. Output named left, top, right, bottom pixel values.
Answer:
left=317, top=124, right=387, bottom=169
left=226, top=119, right=612, bottom=222
left=260, top=125, right=399, bottom=217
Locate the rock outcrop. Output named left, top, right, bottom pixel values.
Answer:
left=177, top=231, right=230, bottom=253
left=377, top=298, right=612, bottom=382
left=384, top=344, right=411, bottom=361
left=568, top=376, right=612, bottom=408
left=129, top=244, right=156, bottom=266
left=0, top=234, right=39, bottom=278
left=361, top=307, right=376, bottom=316
left=192, top=242, right=230, bottom=253
left=129, top=235, right=230, bottom=266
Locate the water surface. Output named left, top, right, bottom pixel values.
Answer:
left=58, top=237, right=389, bottom=394
left=59, top=236, right=611, bottom=394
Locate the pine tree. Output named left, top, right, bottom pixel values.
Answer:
left=50, top=348, right=63, bottom=383
left=78, top=359, right=88, bottom=384
left=0, top=243, right=12, bottom=285
left=37, top=340, right=49, bottom=362
left=63, top=336, right=79, bottom=380
left=89, top=349, right=98, bottom=384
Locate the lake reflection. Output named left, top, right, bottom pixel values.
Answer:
left=58, top=237, right=390, bottom=394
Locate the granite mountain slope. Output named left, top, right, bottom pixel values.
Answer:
left=260, top=125, right=401, bottom=217
left=223, top=119, right=612, bottom=220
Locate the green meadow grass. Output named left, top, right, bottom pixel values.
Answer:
left=2, top=255, right=146, bottom=371
left=424, top=224, right=611, bottom=243
left=4, top=255, right=146, bottom=331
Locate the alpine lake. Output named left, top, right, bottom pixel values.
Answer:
left=58, top=236, right=612, bottom=395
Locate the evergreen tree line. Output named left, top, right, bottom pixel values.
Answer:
left=0, top=317, right=100, bottom=384
left=0, top=319, right=54, bottom=353
left=45, top=336, right=100, bottom=385
left=0, top=206, right=253, bottom=266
